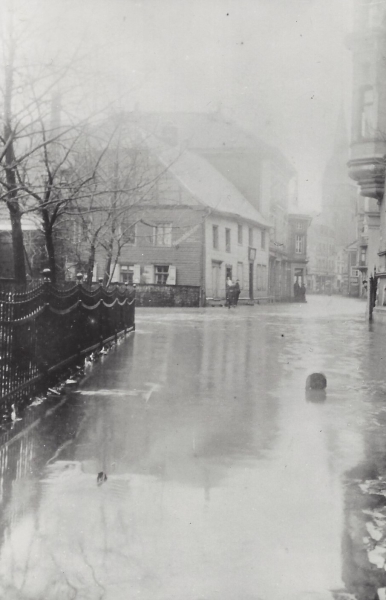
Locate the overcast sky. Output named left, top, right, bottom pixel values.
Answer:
left=16, top=0, right=354, bottom=210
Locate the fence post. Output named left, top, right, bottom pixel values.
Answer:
left=41, top=269, right=52, bottom=385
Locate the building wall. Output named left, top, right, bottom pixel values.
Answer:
left=94, top=207, right=205, bottom=287
left=204, top=215, right=269, bottom=299
left=307, top=219, right=336, bottom=292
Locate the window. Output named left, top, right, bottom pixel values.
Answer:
left=72, top=220, right=83, bottom=244
left=154, top=223, right=172, bottom=246
left=261, top=230, right=266, bottom=250
left=360, top=86, right=375, bottom=138
left=256, top=264, right=267, bottom=291
left=213, top=225, right=219, bottom=249
left=225, top=228, right=231, bottom=253
left=122, top=223, right=136, bottom=245
left=120, top=265, right=134, bottom=284
left=351, top=267, right=359, bottom=278
left=238, top=224, right=243, bottom=245
left=295, top=235, right=304, bottom=254
left=155, top=265, right=169, bottom=284
left=237, top=262, right=243, bottom=288
left=262, top=265, right=267, bottom=291
left=248, top=227, right=253, bottom=246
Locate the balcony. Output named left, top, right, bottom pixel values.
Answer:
left=348, top=155, right=386, bottom=201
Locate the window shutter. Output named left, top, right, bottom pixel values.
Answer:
left=133, top=264, right=141, bottom=284
left=110, top=264, right=120, bottom=282
left=109, top=263, right=120, bottom=281
left=167, top=265, right=176, bottom=285
left=143, top=265, right=154, bottom=284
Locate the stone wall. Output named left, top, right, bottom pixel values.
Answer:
left=135, top=284, right=201, bottom=307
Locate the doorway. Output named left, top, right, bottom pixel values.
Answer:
left=212, top=262, right=221, bottom=298
left=249, top=263, right=254, bottom=300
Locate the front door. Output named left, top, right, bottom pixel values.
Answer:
left=249, top=263, right=254, bottom=300
left=212, top=262, right=221, bottom=298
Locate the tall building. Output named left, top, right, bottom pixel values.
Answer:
left=322, top=108, right=358, bottom=249
left=347, top=0, right=385, bottom=314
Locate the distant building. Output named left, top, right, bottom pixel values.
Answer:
left=322, top=108, right=358, bottom=249
left=0, top=207, right=44, bottom=281
left=307, top=215, right=336, bottom=293
left=286, top=212, right=312, bottom=296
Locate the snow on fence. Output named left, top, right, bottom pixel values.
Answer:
left=0, top=279, right=135, bottom=410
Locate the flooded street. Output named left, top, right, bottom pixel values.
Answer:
left=2, top=296, right=386, bottom=600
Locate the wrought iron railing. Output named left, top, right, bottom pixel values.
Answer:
left=0, top=278, right=135, bottom=410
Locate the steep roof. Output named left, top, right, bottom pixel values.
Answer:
left=134, top=111, right=296, bottom=175
left=145, top=136, right=271, bottom=228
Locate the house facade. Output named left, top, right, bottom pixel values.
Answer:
left=307, top=216, right=336, bottom=293
left=287, top=213, right=311, bottom=295
left=91, top=131, right=271, bottom=304
left=347, top=1, right=386, bottom=318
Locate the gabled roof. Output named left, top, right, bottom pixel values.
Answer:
left=136, top=111, right=295, bottom=175
left=146, top=137, right=271, bottom=228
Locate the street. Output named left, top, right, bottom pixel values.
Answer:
left=0, top=296, right=385, bottom=600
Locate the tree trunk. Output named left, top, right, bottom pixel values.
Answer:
left=45, top=229, right=57, bottom=284
left=6, top=200, right=26, bottom=284
left=103, top=236, right=114, bottom=285
left=3, top=32, right=26, bottom=284
left=86, top=243, right=96, bottom=285
left=42, top=210, right=56, bottom=283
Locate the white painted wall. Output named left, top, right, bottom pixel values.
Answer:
left=205, top=215, right=269, bottom=299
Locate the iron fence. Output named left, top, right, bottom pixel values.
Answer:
left=0, top=280, right=135, bottom=410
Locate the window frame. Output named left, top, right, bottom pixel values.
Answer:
left=295, top=235, right=304, bottom=254
left=154, top=265, right=169, bottom=284
left=213, top=225, right=219, bottom=250
left=238, top=224, right=243, bottom=245
left=120, top=264, right=134, bottom=284
left=225, top=228, right=231, bottom=253
left=153, top=223, right=172, bottom=246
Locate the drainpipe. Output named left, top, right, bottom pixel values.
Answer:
left=200, top=212, right=206, bottom=307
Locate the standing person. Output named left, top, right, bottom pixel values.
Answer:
left=294, top=279, right=300, bottom=299
left=300, top=282, right=307, bottom=302
left=234, top=280, right=240, bottom=306
left=226, top=276, right=233, bottom=308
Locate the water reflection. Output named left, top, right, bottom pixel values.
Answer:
left=0, top=298, right=381, bottom=599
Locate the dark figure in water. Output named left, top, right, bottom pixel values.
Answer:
left=97, top=472, right=107, bottom=485
left=306, top=373, right=327, bottom=390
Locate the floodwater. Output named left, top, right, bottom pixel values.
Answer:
left=1, top=296, right=386, bottom=600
